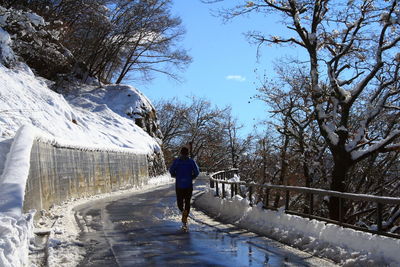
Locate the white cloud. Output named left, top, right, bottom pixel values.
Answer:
left=225, top=75, right=246, bottom=82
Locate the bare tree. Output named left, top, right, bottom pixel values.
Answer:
left=155, top=96, right=247, bottom=171
left=6, top=0, right=191, bottom=84
left=156, top=98, right=188, bottom=148
left=181, top=96, right=228, bottom=160
left=113, top=0, right=191, bottom=83
left=258, top=65, right=329, bottom=186
left=223, top=109, right=244, bottom=168
left=214, top=0, right=400, bottom=220
left=155, top=98, right=189, bottom=164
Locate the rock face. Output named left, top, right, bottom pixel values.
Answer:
left=124, top=91, right=164, bottom=143
left=0, top=6, right=74, bottom=79
left=147, top=152, right=166, bottom=177
left=123, top=90, right=167, bottom=177
left=121, top=89, right=166, bottom=177
left=133, top=101, right=167, bottom=177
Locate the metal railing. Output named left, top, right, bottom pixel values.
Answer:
left=209, top=170, right=400, bottom=239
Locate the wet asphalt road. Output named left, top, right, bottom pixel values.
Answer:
left=75, top=179, right=337, bottom=267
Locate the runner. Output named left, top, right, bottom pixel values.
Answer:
left=169, top=146, right=200, bottom=230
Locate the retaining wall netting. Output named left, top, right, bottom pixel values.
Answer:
left=23, top=141, right=149, bottom=212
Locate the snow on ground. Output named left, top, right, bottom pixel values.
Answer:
left=30, top=174, right=173, bottom=267
left=195, top=188, right=400, bottom=266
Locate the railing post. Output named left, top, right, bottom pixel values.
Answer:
left=210, top=178, right=214, bottom=188
left=309, top=193, right=314, bottom=215
left=264, top=188, right=269, bottom=209
left=231, top=183, right=234, bottom=198
left=222, top=182, right=225, bottom=199
left=234, top=183, right=238, bottom=195
left=285, top=190, right=290, bottom=211
left=249, top=185, right=253, bottom=206
left=377, top=202, right=383, bottom=232
left=216, top=181, right=219, bottom=196
left=339, top=198, right=343, bottom=224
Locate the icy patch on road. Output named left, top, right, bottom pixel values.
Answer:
left=161, top=206, right=182, bottom=223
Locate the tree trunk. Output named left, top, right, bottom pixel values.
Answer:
left=329, top=152, right=351, bottom=220
left=273, top=129, right=290, bottom=208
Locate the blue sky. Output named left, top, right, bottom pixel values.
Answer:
left=138, top=0, right=302, bottom=136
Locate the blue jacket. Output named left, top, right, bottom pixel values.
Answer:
left=169, top=156, right=200, bottom=189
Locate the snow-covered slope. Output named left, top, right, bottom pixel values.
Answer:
left=0, top=63, right=160, bottom=154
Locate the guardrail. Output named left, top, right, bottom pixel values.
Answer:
left=209, top=170, right=400, bottom=239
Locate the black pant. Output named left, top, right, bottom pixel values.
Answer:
left=176, top=186, right=193, bottom=212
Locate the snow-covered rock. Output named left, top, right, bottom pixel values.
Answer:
left=0, top=27, right=15, bottom=65
left=0, top=6, right=73, bottom=79
left=68, top=84, right=163, bottom=143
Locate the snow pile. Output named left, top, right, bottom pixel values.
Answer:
left=227, top=174, right=240, bottom=182
left=0, top=126, right=35, bottom=216
left=0, top=27, right=15, bottom=65
left=0, top=211, right=35, bottom=267
left=0, top=125, right=36, bottom=267
left=33, top=174, right=173, bottom=267
left=0, top=139, right=11, bottom=175
left=195, top=190, right=400, bottom=266
left=148, top=173, right=174, bottom=185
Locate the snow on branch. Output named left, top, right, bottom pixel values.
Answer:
left=351, top=130, right=400, bottom=161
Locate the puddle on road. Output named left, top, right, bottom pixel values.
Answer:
left=186, top=222, right=303, bottom=267
left=108, top=218, right=303, bottom=267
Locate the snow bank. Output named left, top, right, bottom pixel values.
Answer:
left=195, top=190, right=400, bottom=266
left=0, top=211, right=35, bottom=267
left=0, top=125, right=37, bottom=267
left=0, top=126, right=35, bottom=217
